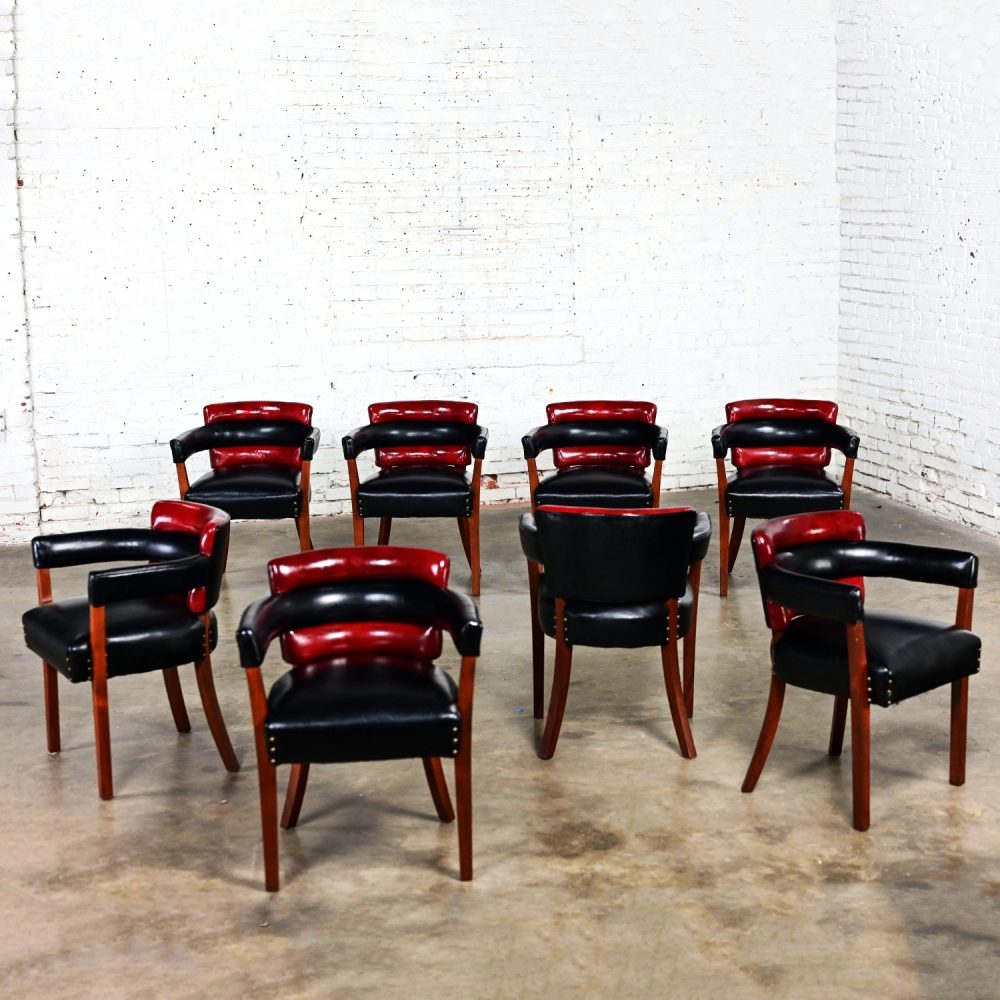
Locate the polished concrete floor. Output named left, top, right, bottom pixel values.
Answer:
left=2, top=488, right=998, bottom=998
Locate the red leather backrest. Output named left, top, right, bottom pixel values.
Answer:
left=281, top=621, right=443, bottom=666
left=267, top=546, right=450, bottom=595
left=203, top=401, right=312, bottom=471
left=726, top=398, right=837, bottom=471
left=752, top=511, right=866, bottom=630
left=368, top=400, right=478, bottom=470
left=546, top=400, right=657, bottom=471
left=150, top=500, right=230, bottom=613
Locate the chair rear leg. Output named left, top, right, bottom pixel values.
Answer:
left=91, top=677, right=113, bottom=801
left=538, top=633, right=573, bottom=760
left=193, top=655, right=240, bottom=772
left=457, top=516, right=472, bottom=563
left=352, top=515, right=365, bottom=545
left=849, top=693, right=871, bottom=831
left=742, top=674, right=786, bottom=792
left=828, top=696, right=848, bottom=756
left=295, top=513, right=313, bottom=551
left=422, top=758, right=455, bottom=822
left=727, top=516, right=746, bottom=574
left=660, top=642, right=696, bottom=759
left=281, top=763, right=310, bottom=829
left=527, top=560, right=544, bottom=719
left=378, top=517, right=392, bottom=545
left=162, top=666, right=192, bottom=733
left=43, top=662, right=61, bottom=753
left=949, top=677, right=968, bottom=786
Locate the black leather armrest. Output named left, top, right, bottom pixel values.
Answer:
left=713, top=419, right=859, bottom=457
left=691, top=511, right=712, bottom=565
left=32, top=529, right=198, bottom=570
left=832, top=423, right=861, bottom=459
left=758, top=565, right=864, bottom=625
left=652, top=425, right=668, bottom=461
left=342, top=422, right=486, bottom=459
left=519, top=513, right=541, bottom=563
left=301, top=427, right=321, bottom=461
left=776, top=541, right=978, bottom=589
left=472, top=426, right=489, bottom=459
left=171, top=426, right=211, bottom=463
left=237, top=581, right=484, bottom=667
left=88, top=554, right=210, bottom=607
left=521, top=426, right=547, bottom=459
left=522, top=421, right=664, bottom=459
left=711, top=424, right=729, bottom=459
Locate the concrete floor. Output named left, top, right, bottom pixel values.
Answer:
left=1, top=487, right=998, bottom=999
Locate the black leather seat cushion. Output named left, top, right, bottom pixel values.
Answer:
left=264, top=657, right=460, bottom=764
left=22, top=599, right=218, bottom=683
left=356, top=466, right=472, bottom=518
left=725, top=466, right=843, bottom=518
left=774, top=612, right=981, bottom=706
left=538, top=578, right=695, bottom=648
left=185, top=465, right=301, bottom=519
left=534, top=468, right=652, bottom=509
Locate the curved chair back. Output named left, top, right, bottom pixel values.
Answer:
left=203, top=401, right=314, bottom=471
left=150, top=499, right=230, bottom=613
left=725, top=398, right=839, bottom=471
left=368, top=400, right=478, bottom=470
left=534, top=505, right=696, bottom=604
left=546, top=400, right=657, bottom=472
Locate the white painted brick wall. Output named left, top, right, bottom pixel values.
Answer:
left=3, top=2, right=838, bottom=539
left=837, top=1, right=1000, bottom=536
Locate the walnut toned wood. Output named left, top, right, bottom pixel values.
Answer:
left=422, top=758, right=455, bottom=823
left=457, top=517, right=471, bottom=563
left=295, top=460, right=313, bottom=551
left=280, top=763, right=310, bottom=829
left=651, top=458, right=663, bottom=507
left=828, top=696, right=848, bottom=757
left=951, top=587, right=974, bottom=786
left=89, top=604, right=113, bottom=800
left=538, top=599, right=572, bottom=760
left=716, top=457, right=731, bottom=597
left=661, top=599, right=696, bottom=759
left=526, top=456, right=539, bottom=508
left=175, top=462, right=190, bottom=498
left=841, top=456, right=855, bottom=509
left=347, top=457, right=364, bottom=545
left=469, top=457, right=482, bottom=596
left=682, top=560, right=702, bottom=719
left=727, top=517, right=746, bottom=574
left=742, top=670, right=786, bottom=793
left=846, top=622, right=870, bottom=831
left=455, top=655, right=477, bottom=881
left=527, top=559, right=544, bottom=719
left=194, top=648, right=239, bottom=773
left=378, top=516, right=393, bottom=545
left=247, top=666, right=280, bottom=891
left=37, top=570, right=60, bottom=754
left=162, top=667, right=192, bottom=733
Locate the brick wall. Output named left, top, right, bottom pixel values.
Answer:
left=2, top=2, right=838, bottom=540
left=837, top=1, right=1000, bottom=535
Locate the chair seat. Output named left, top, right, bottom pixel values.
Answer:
left=356, top=466, right=472, bottom=519
left=264, top=656, right=461, bottom=764
left=185, top=465, right=301, bottom=519
left=22, top=598, right=218, bottom=683
left=534, top=467, right=652, bottom=509
left=774, top=612, right=981, bottom=706
left=725, top=466, right=843, bottom=518
left=538, top=578, right=695, bottom=648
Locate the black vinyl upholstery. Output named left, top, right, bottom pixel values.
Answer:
left=725, top=467, right=845, bottom=518
left=533, top=467, right=652, bottom=509
left=185, top=466, right=302, bottom=519
left=355, top=466, right=472, bottom=519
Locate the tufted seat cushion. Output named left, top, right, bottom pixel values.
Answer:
left=185, top=465, right=301, bottom=519
left=22, top=598, right=218, bottom=683
left=725, top=466, right=844, bottom=518
left=356, top=466, right=472, bottom=518
left=774, top=612, right=981, bottom=707
left=534, top=467, right=652, bottom=509
left=264, top=656, right=460, bottom=764
left=538, top=578, right=695, bottom=649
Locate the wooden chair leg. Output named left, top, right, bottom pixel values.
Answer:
left=257, top=755, right=279, bottom=891
left=727, top=517, right=746, bottom=574
left=295, top=513, right=313, bottom=551
left=660, top=642, right=696, bottom=759
left=538, top=632, right=572, bottom=760
left=828, top=696, right=848, bottom=756
left=457, top=517, right=472, bottom=564
left=91, top=676, right=113, bottom=801
left=378, top=517, right=392, bottom=545
left=193, top=655, right=240, bottom=772
left=849, top=692, right=871, bottom=831
left=281, top=763, right=310, bottom=829
left=742, top=674, right=786, bottom=792
left=455, top=745, right=473, bottom=881
left=527, top=560, right=544, bottom=719
left=43, top=661, right=61, bottom=753
left=718, top=504, right=730, bottom=597
left=949, top=677, right=968, bottom=787
left=422, top=758, right=455, bottom=822
left=162, top=666, right=192, bottom=733
left=352, top=515, right=365, bottom=545
left=683, top=562, right=702, bottom=719
left=470, top=509, right=481, bottom=597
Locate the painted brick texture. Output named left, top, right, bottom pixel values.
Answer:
left=837, top=1, right=1000, bottom=535
left=3, top=3, right=838, bottom=539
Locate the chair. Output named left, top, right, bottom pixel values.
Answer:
left=743, top=510, right=980, bottom=830
left=711, top=398, right=860, bottom=595
left=341, top=401, right=488, bottom=595
left=171, top=401, right=320, bottom=551
left=521, top=401, right=670, bottom=705
left=236, top=546, right=483, bottom=891
left=22, top=501, right=240, bottom=799
left=519, top=505, right=708, bottom=761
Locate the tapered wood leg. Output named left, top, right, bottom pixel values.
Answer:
left=683, top=562, right=702, bottom=718
left=295, top=513, right=313, bottom=551
left=194, top=655, right=239, bottom=772
left=43, top=662, right=61, bottom=753
left=281, top=763, right=310, bottom=829
left=949, top=677, right=968, bottom=786
left=457, top=517, right=472, bottom=563
left=742, top=675, right=786, bottom=792
left=352, top=516, right=365, bottom=545
left=247, top=667, right=280, bottom=891
left=849, top=694, right=871, bottom=831
left=91, top=677, right=113, bottom=800
left=469, top=508, right=481, bottom=597
left=378, top=517, right=392, bottom=545
left=422, top=758, right=455, bottom=822
left=162, top=667, right=192, bottom=733
left=828, top=696, right=848, bottom=757
left=660, top=639, right=696, bottom=759
left=455, top=747, right=473, bottom=881
left=727, top=517, right=746, bottom=574
left=527, top=560, right=544, bottom=719
left=539, top=616, right=572, bottom=760
left=718, top=505, right=730, bottom=597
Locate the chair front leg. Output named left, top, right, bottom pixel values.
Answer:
left=828, top=696, right=848, bottom=756
left=846, top=623, right=870, bottom=831
left=422, top=758, right=455, bottom=823
left=247, top=666, right=279, bottom=891
left=175, top=462, right=190, bottom=498
left=194, top=648, right=239, bottom=772
left=469, top=458, right=482, bottom=596
left=539, top=600, right=572, bottom=760
left=742, top=663, right=786, bottom=792
left=727, top=517, right=746, bottom=574
left=162, top=667, right=192, bottom=733
left=455, top=655, right=477, bottom=881
left=89, top=605, right=113, bottom=800
left=527, top=560, right=544, bottom=719
left=43, top=662, right=61, bottom=753
left=661, top=600, right=696, bottom=759
left=683, top=561, right=702, bottom=718
left=716, top=459, right=730, bottom=596
left=281, top=763, right=310, bottom=829
left=950, top=678, right=969, bottom=786
left=347, top=458, right=364, bottom=545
